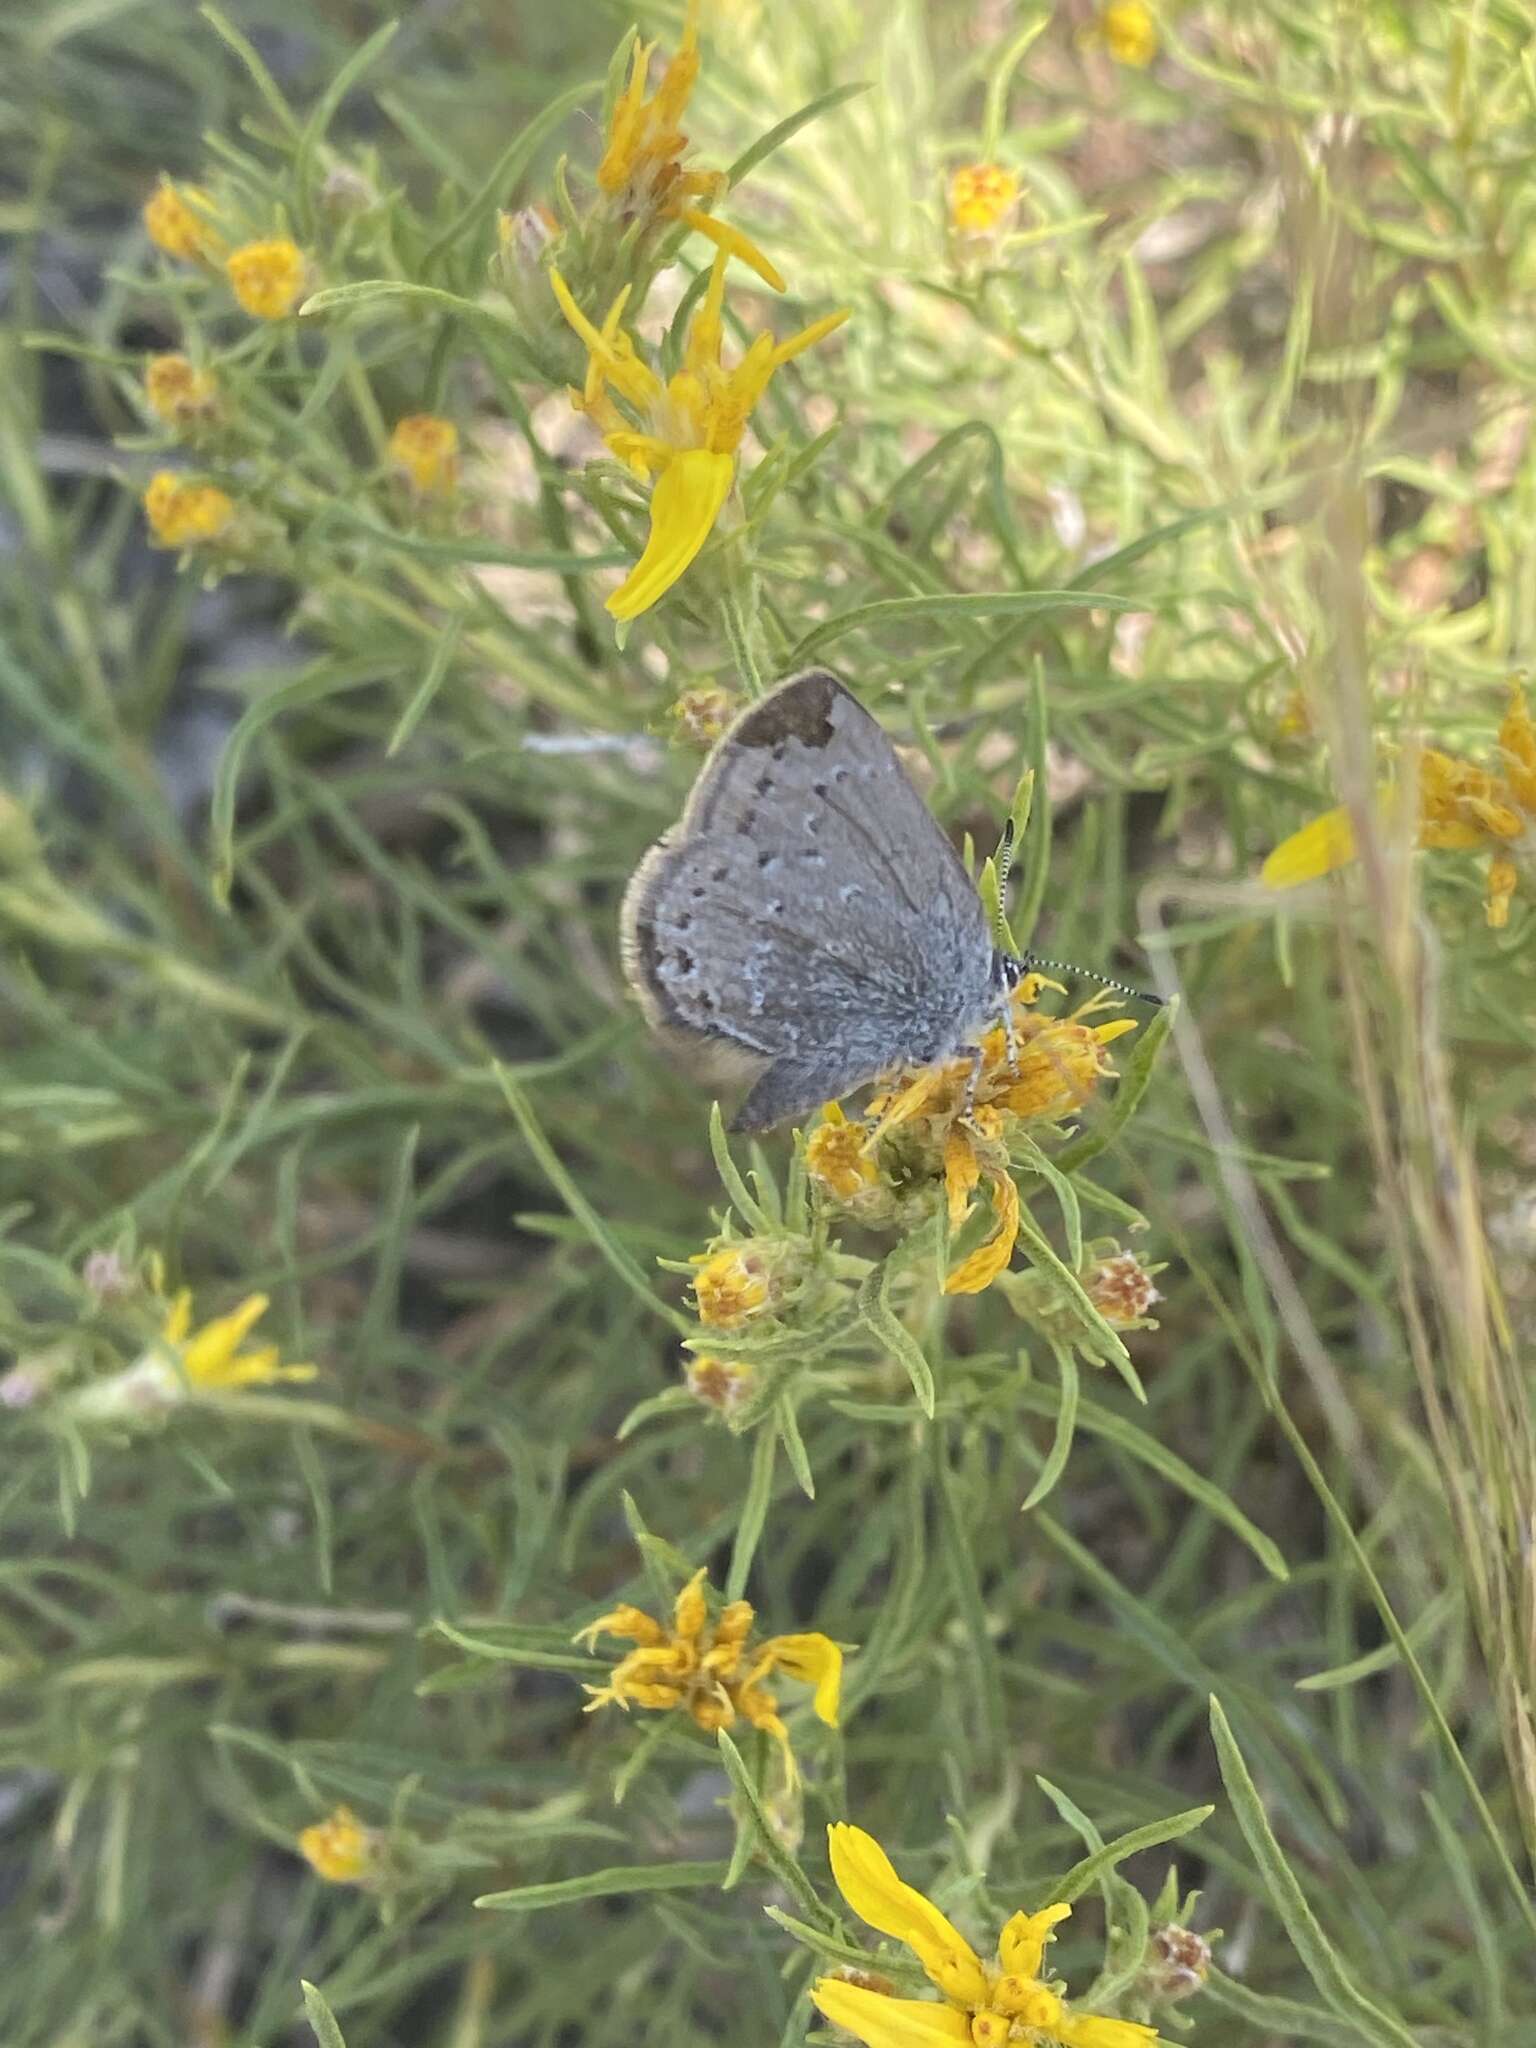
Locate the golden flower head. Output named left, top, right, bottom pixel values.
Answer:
left=144, top=353, right=218, bottom=426
left=1095, top=1, right=1159, bottom=67
left=550, top=250, right=847, bottom=619
left=597, top=1, right=783, bottom=289
left=388, top=414, right=460, bottom=495
left=144, top=177, right=222, bottom=260
left=576, top=1565, right=844, bottom=1778
left=949, top=164, right=1020, bottom=235
left=806, top=1101, right=882, bottom=1201
left=1262, top=683, right=1536, bottom=928
left=159, top=1284, right=316, bottom=1390
left=814, top=1824, right=1160, bottom=2048
left=830, top=982, right=1137, bottom=1296
left=142, top=470, right=235, bottom=549
left=692, top=1242, right=776, bottom=1327
left=685, top=1353, right=755, bottom=1415
left=226, top=237, right=307, bottom=320
left=298, top=1805, right=382, bottom=1886
left=54, top=1267, right=316, bottom=1428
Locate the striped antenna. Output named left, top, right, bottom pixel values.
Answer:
left=1019, top=952, right=1165, bottom=1009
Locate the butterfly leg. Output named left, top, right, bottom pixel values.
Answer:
left=960, top=1042, right=986, bottom=1119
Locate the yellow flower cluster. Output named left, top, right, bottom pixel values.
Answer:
left=226, top=237, right=307, bottom=319
left=142, top=470, right=235, bottom=549
left=576, top=1566, right=842, bottom=1778
left=388, top=414, right=460, bottom=495
left=814, top=1824, right=1159, bottom=2048
left=159, top=1284, right=316, bottom=1390
left=144, top=353, right=217, bottom=426
left=597, top=0, right=782, bottom=289
left=144, top=177, right=223, bottom=260
left=950, top=164, right=1020, bottom=234
left=552, top=249, right=847, bottom=620
left=1262, top=683, right=1536, bottom=927
left=143, top=178, right=308, bottom=318
left=298, top=1804, right=381, bottom=1886
left=1093, top=2, right=1159, bottom=68
left=807, top=984, right=1136, bottom=1296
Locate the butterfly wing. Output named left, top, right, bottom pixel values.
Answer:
left=622, top=670, right=996, bottom=1128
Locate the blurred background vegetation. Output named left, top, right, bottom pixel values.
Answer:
left=3, top=2, right=1535, bottom=2045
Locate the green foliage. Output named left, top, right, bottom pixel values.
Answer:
left=3, top=2, right=1535, bottom=2045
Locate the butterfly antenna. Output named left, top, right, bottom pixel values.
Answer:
left=1018, top=952, right=1165, bottom=1009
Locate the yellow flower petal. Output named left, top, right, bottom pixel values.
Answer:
left=944, top=1169, right=1020, bottom=1296
left=811, top=1981, right=972, bottom=2048
left=942, top=1130, right=981, bottom=1231
left=1259, top=807, right=1358, bottom=888
left=681, top=206, right=786, bottom=291
left=770, top=305, right=852, bottom=371
left=998, top=1902, right=1072, bottom=1980
left=762, top=1632, right=843, bottom=1724
left=1053, top=2013, right=1160, bottom=2048
left=606, top=447, right=734, bottom=620
left=826, top=1825, right=989, bottom=2007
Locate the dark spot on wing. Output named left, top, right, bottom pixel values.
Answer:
left=731, top=670, right=841, bottom=750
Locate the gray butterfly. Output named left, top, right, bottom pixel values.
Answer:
left=622, top=668, right=1025, bottom=1131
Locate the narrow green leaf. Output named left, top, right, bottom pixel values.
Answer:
left=788, top=590, right=1139, bottom=664
left=857, top=1259, right=935, bottom=1416
left=497, top=1072, right=692, bottom=1333
left=421, top=78, right=601, bottom=271
left=301, top=1981, right=348, bottom=2048
left=726, top=81, right=871, bottom=186
left=708, top=1100, right=770, bottom=1232
left=715, top=1729, right=829, bottom=1921
left=1019, top=1347, right=1078, bottom=1513
left=387, top=610, right=465, bottom=757
left=1208, top=1697, right=1418, bottom=2048
left=726, top=1426, right=778, bottom=1600
left=476, top=1860, right=731, bottom=1910
left=293, top=19, right=398, bottom=228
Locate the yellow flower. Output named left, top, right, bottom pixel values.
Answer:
left=142, top=470, right=235, bottom=548
left=160, top=1285, right=316, bottom=1389
left=692, top=1244, right=772, bottom=1327
left=298, top=1805, right=381, bottom=1885
left=806, top=1102, right=881, bottom=1200
left=1261, top=684, right=1536, bottom=928
left=576, top=1565, right=844, bottom=1777
left=814, top=1825, right=1160, bottom=2048
left=598, top=0, right=783, bottom=289
left=833, top=983, right=1136, bottom=1296
left=949, top=164, right=1020, bottom=235
left=388, top=414, right=460, bottom=495
left=550, top=250, right=848, bottom=619
left=143, top=177, right=222, bottom=260
left=144, top=353, right=218, bottom=426
left=1095, top=2, right=1159, bottom=67
left=226, top=238, right=306, bottom=320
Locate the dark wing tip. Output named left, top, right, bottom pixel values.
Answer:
left=728, top=668, right=850, bottom=752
